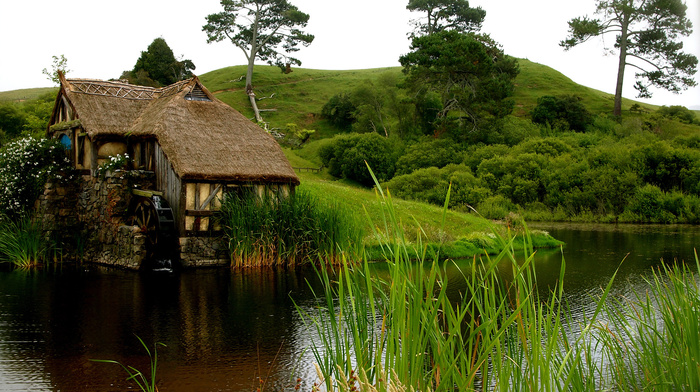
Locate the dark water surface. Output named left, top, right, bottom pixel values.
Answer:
left=1, top=223, right=699, bottom=391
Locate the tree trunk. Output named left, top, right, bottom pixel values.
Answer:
left=246, top=59, right=263, bottom=123
left=246, top=8, right=264, bottom=124
left=613, top=14, right=630, bottom=118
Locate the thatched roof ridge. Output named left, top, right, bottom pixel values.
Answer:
left=55, top=75, right=299, bottom=185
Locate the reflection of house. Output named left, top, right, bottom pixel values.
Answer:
left=44, top=73, right=299, bottom=268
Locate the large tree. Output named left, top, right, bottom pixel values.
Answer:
left=122, top=38, right=195, bottom=87
left=406, top=0, right=486, bottom=36
left=561, top=0, right=697, bottom=117
left=203, top=0, right=314, bottom=123
left=399, top=31, right=519, bottom=140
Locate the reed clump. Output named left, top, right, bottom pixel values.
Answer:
left=300, top=166, right=700, bottom=391
left=0, top=214, right=54, bottom=269
left=217, top=188, right=364, bottom=268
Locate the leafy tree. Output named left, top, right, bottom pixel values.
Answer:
left=203, top=0, right=314, bottom=122
left=318, top=133, right=398, bottom=186
left=122, top=38, right=195, bottom=87
left=399, top=31, right=519, bottom=140
left=406, top=0, right=486, bottom=36
left=395, top=138, right=462, bottom=175
left=657, top=105, right=698, bottom=124
left=530, top=95, right=593, bottom=131
left=561, top=0, right=698, bottom=117
left=321, top=93, right=356, bottom=130
left=42, top=55, right=70, bottom=86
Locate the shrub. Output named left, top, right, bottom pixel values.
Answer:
left=657, top=105, right=698, bottom=124
left=321, top=93, right=357, bottom=130
left=531, top=95, right=592, bottom=132
left=385, top=164, right=491, bottom=209
left=318, top=133, right=398, bottom=186
left=394, top=138, right=462, bottom=176
left=0, top=138, right=72, bottom=218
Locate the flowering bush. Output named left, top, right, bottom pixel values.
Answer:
left=0, top=137, right=72, bottom=218
left=96, top=153, right=130, bottom=179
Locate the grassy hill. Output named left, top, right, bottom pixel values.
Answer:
left=0, top=87, right=56, bottom=102
left=196, top=59, right=671, bottom=134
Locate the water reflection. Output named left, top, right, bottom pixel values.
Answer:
left=0, top=223, right=698, bottom=391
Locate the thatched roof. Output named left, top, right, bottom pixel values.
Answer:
left=51, top=75, right=299, bottom=185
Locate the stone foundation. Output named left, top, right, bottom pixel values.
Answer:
left=179, top=236, right=229, bottom=268
left=36, top=170, right=231, bottom=270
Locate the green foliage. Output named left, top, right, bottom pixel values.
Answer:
left=658, top=105, right=698, bottom=124
left=318, top=133, right=399, bottom=186
left=394, top=138, right=462, bottom=175
left=531, top=95, right=592, bottom=131
left=406, top=0, right=486, bottom=36
left=122, top=38, right=195, bottom=87
left=0, top=215, right=53, bottom=269
left=0, top=138, right=72, bottom=218
left=203, top=0, right=314, bottom=72
left=41, top=55, right=70, bottom=85
left=321, top=92, right=356, bottom=130
left=400, top=31, right=519, bottom=139
left=385, top=164, right=490, bottom=209
left=216, top=188, right=364, bottom=267
left=561, top=0, right=698, bottom=116
left=92, top=336, right=165, bottom=392
left=0, top=91, right=55, bottom=140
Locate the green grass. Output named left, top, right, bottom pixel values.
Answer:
left=0, top=87, right=56, bottom=102
left=299, top=171, right=700, bottom=392
left=0, top=215, right=54, bottom=269
left=198, top=60, right=667, bottom=135
left=216, top=188, right=364, bottom=267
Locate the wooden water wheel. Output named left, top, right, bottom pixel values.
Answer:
left=128, top=193, right=176, bottom=264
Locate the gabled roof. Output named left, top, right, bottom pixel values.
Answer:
left=50, top=74, right=299, bottom=185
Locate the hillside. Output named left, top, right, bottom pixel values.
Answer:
left=194, top=59, right=671, bottom=134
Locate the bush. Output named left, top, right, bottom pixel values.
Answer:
left=318, top=133, right=398, bottom=186
left=394, top=138, right=462, bottom=176
left=321, top=93, right=357, bottom=130
left=0, top=138, right=72, bottom=218
left=385, top=164, right=491, bottom=210
left=657, top=105, right=698, bottom=124
left=531, top=95, right=592, bottom=132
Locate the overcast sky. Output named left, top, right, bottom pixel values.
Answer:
left=1, top=0, right=698, bottom=108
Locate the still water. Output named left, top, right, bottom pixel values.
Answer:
left=1, top=223, right=699, bottom=391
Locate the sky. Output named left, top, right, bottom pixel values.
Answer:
left=1, top=0, right=699, bottom=109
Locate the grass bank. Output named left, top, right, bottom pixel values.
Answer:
left=300, top=176, right=700, bottom=391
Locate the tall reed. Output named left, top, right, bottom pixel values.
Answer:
left=298, top=166, right=618, bottom=391
left=597, top=255, right=700, bottom=390
left=216, top=188, right=364, bottom=267
left=0, top=214, right=53, bottom=269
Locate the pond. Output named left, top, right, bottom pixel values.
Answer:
left=1, top=223, right=699, bottom=391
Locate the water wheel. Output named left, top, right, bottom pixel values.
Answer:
left=128, top=194, right=177, bottom=267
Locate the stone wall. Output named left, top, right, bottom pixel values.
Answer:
left=37, top=171, right=153, bottom=269
left=37, top=170, right=233, bottom=269
left=179, top=236, right=229, bottom=268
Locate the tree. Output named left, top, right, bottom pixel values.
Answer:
left=561, top=0, right=698, bottom=117
left=122, top=38, right=195, bottom=87
left=42, top=55, right=70, bottom=85
left=406, top=0, right=486, bottom=36
left=399, top=31, right=519, bottom=139
left=203, top=0, right=314, bottom=123
left=531, top=95, right=593, bottom=131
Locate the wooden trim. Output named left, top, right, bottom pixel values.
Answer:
left=185, top=210, right=215, bottom=217
left=199, top=184, right=222, bottom=210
